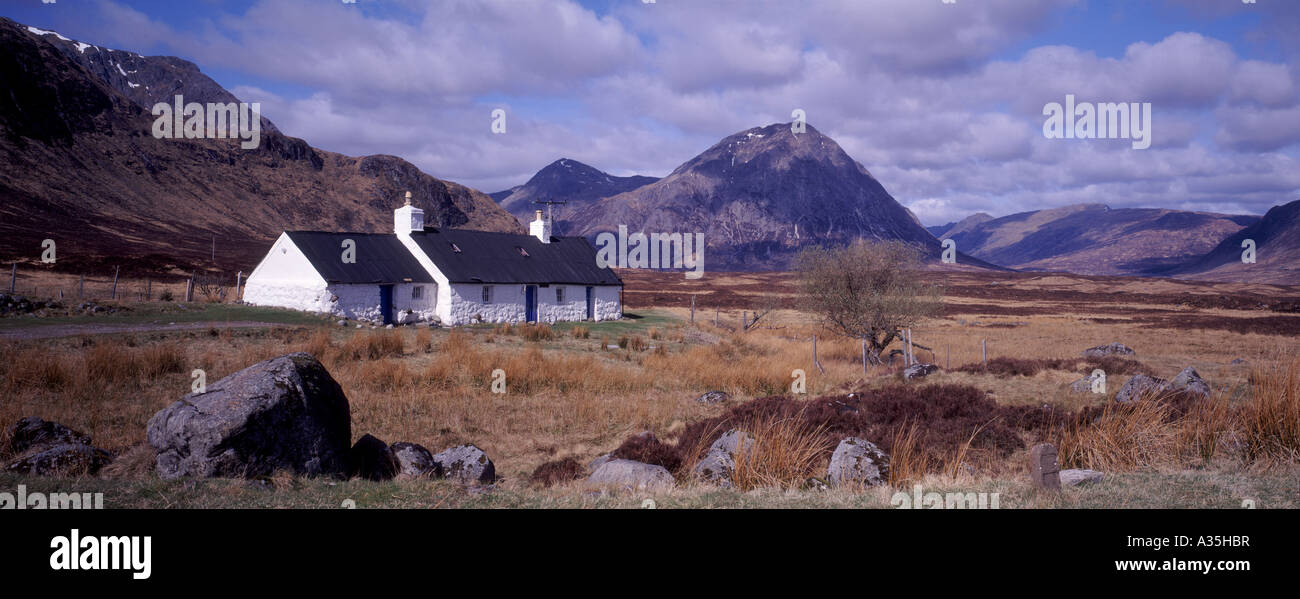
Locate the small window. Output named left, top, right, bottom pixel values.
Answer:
left=450, top=243, right=462, bottom=253
left=411, top=286, right=423, bottom=299
left=555, top=287, right=564, bottom=303
left=481, top=285, right=491, bottom=303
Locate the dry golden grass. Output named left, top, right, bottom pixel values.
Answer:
left=730, top=413, right=832, bottom=491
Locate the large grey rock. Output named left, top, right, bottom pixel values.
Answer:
left=391, top=442, right=441, bottom=478
left=1060, top=469, right=1104, bottom=487
left=6, top=444, right=112, bottom=476
left=146, top=352, right=352, bottom=479
left=1082, top=343, right=1136, bottom=358
left=826, top=437, right=889, bottom=487
left=6, top=417, right=92, bottom=455
left=587, top=453, right=614, bottom=473
left=1114, top=374, right=1170, bottom=403
left=693, top=429, right=757, bottom=488
left=902, top=363, right=939, bottom=381
left=1169, top=367, right=1211, bottom=400
left=348, top=434, right=398, bottom=481
left=432, top=444, right=495, bottom=485
left=588, top=458, right=675, bottom=491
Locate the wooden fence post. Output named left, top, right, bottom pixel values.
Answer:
left=812, top=334, right=825, bottom=375
left=78, top=275, right=84, bottom=298
left=236, top=271, right=243, bottom=302
left=981, top=339, right=988, bottom=369
left=861, top=337, right=868, bottom=374
left=111, top=266, right=120, bottom=300
left=689, top=294, right=695, bottom=325
left=185, top=276, right=194, bottom=302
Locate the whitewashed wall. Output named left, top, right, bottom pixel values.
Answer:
left=441, top=283, right=621, bottom=325
left=244, top=234, right=333, bottom=312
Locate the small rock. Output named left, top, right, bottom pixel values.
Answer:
left=826, top=437, right=889, bottom=487
left=587, top=459, right=675, bottom=492
left=1115, top=374, right=1170, bottom=403
left=391, top=442, right=441, bottom=478
left=802, top=477, right=830, bottom=492
left=6, top=444, right=113, bottom=476
left=6, top=417, right=92, bottom=455
left=1230, top=358, right=1248, bottom=365
left=692, top=429, right=757, bottom=488
left=432, top=444, right=496, bottom=485
left=1070, top=370, right=1106, bottom=394
left=348, top=434, right=398, bottom=481
left=1059, top=469, right=1104, bottom=487
left=1169, top=367, right=1211, bottom=400
left=1082, top=342, right=1135, bottom=359
left=337, top=320, right=347, bottom=327
left=1029, top=443, right=1060, bottom=490
left=902, top=363, right=939, bottom=381
left=694, top=390, right=730, bottom=405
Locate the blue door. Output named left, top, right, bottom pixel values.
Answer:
left=585, top=286, right=594, bottom=320
left=525, top=285, right=538, bottom=323
left=379, top=285, right=394, bottom=325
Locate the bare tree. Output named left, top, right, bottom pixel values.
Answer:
left=796, top=240, right=942, bottom=364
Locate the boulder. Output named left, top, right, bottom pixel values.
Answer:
left=1169, top=367, right=1211, bottom=400
left=391, top=442, right=441, bottom=478
left=1059, top=469, right=1104, bottom=487
left=587, top=453, right=614, bottom=473
left=587, top=459, right=675, bottom=492
left=6, top=417, right=91, bottom=455
left=146, top=352, right=352, bottom=479
left=6, top=444, right=112, bottom=476
left=1082, top=343, right=1135, bottom=359
left=432, top=444, right=496, bottom=485
left=1114, top=374, right=1170, bottom=403
left=694, top=390, right=730, bottom=405
left=692, top=429, right=757, bottom=488
left=826, top=437, right=889, bottom=487
left=348, top=434, right=398, bottom=481
left=902, top=363, right=939, bottom=381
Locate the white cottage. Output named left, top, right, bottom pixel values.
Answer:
left=243, top=196, right=622, bottom=325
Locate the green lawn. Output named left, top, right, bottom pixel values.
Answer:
left=0, top=302, right=335, bottom=331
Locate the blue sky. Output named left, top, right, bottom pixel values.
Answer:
left=7, top=0, right=1300, bottom=225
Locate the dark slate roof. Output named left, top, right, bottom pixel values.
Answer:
left=285, top=231, right=435, bottom=285
left=409, top=228, right=622, bottom=285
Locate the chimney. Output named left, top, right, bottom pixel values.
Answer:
left=395, top=191, right=424, bottom=235
left=529, top=209, right=551, bottom=243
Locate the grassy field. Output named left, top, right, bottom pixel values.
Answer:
left=0, top=270, right=1297, bottom=508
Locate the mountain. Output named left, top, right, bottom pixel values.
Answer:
left=928, top=212, right=992, bottom=238
left=0, top=18, right=520, bottom=276
left=1169, top=199, right=1300, bottom=284
left=942, top=203, right=1258, bottom=276
left=491, top=158, right=657, bottom=231
left=565, top=123, right=978, bottom=271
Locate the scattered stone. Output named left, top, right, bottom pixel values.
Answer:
left=6, top=417, right=91, bottom=455
left=6, top=444, right=112, bottom=476
left=432, top=444, right=496, bottom=485
left=694, top=390, right=730, bottom=405
left=692, top=429, right=757, bottom=488
left=1069, top=370, right=1106, bottom=394
left=802, top=477, right=830, bottom=492
left=902, top=363, right=939, bottom=381
left=1114, top=374, right=1170, bottom=403
left=1059, top=469, right=1104, bottom=487
left=587, top=458, right=675, bottom=492
left=391, top=442, right=441, bottom=478
left=1082, top=342, right=1136, bottom=358
left=348, top=434, right=398, bottom=481
left=146, top=352, right=353, bottom=479
left=337, top=319, right=347, bottom=327
left=1231, top=358, right=1248, bottom=365
left=826, top=437, right=889, bottom=487
left=1029, top=443, right=1060, bottom=490
left=1169, top=367, right=1211, bottom=400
